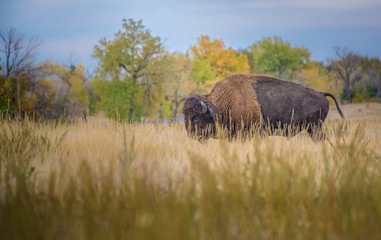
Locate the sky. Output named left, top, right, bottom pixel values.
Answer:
left=1, top=0, right=381, bottom=73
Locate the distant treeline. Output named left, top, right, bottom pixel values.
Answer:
left=1, top=19, right=381, bottom=122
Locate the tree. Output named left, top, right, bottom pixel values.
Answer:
left=296, top=61, right=344, bottom=105
left=93, top=78, right=141, bottom=121
left=190, top=58, right=215, bottom=94
left=237, top=48, right=255, bottom=73
left=0, top=72, right=26, bottom=116
left=27, top=75, right=57, bottom=120
left=0, top=64, right=57, bottom=120
left=329, top=47, right=362, bottom=104
left=39, top=61, right=89, bottom=120
left=0, top=27, right=40, bottom=119
left=162, top=52, right=194, bottom=122
left=190, top=35, right=249, bottom=80
left=250, top=36, right=311, bottom=80
left=93, top=18, right=166, bottom=121
left=297, top=62, right=331, bottom=92
left=360, top=57, right=381, bottom=101
left=0, top=28, right=39, bottom=78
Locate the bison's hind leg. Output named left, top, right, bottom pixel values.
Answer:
left=307, top=123, right=326, bottom=141
left=306, top=107, right=328, bottom=141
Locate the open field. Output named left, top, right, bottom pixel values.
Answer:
left=1, top=103, right=381, bottom=239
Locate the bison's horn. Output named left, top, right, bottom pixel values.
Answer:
left=200, top=100, right=208, bottom=113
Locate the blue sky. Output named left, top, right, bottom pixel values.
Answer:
left=1, top=0, right=381, bottom=73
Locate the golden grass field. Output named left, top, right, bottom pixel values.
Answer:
left=1, top=103, right=381, bottom=239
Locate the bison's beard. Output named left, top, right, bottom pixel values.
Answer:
left=188, top=124, right=216, bottom=142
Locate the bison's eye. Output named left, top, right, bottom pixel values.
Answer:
left=193, top=116, right=200, bottom=124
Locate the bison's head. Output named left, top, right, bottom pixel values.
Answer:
left=183, top=96, right=217, bottom=140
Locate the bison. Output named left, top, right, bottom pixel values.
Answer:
left=183, top=74, right=344, bottom=141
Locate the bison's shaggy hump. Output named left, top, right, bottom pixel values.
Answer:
left=205, top=74, right=264, bottom=131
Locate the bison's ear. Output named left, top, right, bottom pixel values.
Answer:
left=208, top=106, right=216, bottom=121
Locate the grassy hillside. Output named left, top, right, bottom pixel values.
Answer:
left=1, top=103, right=381, bottom=239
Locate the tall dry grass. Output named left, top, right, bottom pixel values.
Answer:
left=1, top=107, right=381, bottom=239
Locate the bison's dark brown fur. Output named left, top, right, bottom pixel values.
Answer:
left=183, top=74, right=344, bottom=140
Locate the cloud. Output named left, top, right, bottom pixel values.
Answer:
left=42, top=37, right=97, bottom=54
left=37, top=37, right=98, bottom=68
left=30, top=0, right=106, bottom=6
left=244, top=0, right=381, bottom=10
left=2, top=0, right=380, bottom=68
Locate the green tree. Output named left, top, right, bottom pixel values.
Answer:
left=93, top=78, right=142, bottom=121
left=251, top=36, right=311, bottom=80
left=86, top=82, right=100, bottom=116
left=360, top=57, right=381, bottom=101
left=190, top=59, right=215, bottom=94
left=93, top=18, right=166, bottom=121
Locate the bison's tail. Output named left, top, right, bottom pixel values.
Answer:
left=320, top=92, right=345, bottom=119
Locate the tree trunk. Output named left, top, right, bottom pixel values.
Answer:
left=83, top=110, right=87, bottom=123
left=172, top=102, right=179, bottom=123
left=344, top=79, right=352, bottom=104
left=17, top=78, right=21, bottom=122
left=172, top=89, right=179, bottom=122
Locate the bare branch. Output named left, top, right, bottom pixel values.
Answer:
left=329, top=47, right=363, bottom=103
left=0, top=27, right=40, bottom=78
